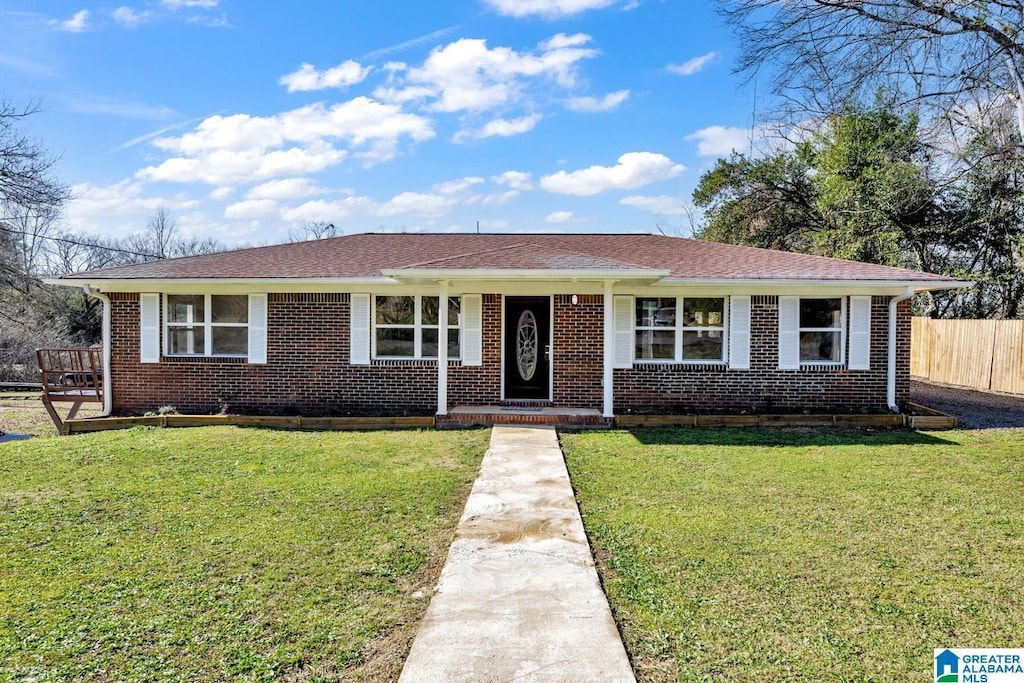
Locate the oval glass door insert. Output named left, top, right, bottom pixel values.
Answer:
left=516, top=310, right=538, bottom=381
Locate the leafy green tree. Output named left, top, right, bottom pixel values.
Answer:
left=810, top=99, right=938, bottom=270
left=938, top=112, right=1024, bottom=318
left=693, top=148, right=821, bottom=252
left=695, top=98, right=944, bottom=264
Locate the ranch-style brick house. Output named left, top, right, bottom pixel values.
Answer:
left=49, top=233, right=965, bottom=424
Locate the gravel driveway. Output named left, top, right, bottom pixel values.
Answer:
left=910, top=380, right=1024, bottom=429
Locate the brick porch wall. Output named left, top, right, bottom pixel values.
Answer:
left=107, top=292, right=909, bottom=416
left=552, top=294, right=604, bottom=410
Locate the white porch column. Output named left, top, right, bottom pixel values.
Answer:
left=603, top=280, right=614, bottom=418
left=438, top=281, right=449, bottom=416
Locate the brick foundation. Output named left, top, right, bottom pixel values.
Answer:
left=107, top=292, right=910, bottom=416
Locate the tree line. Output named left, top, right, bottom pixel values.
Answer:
left=0, top=96, right=346, bottom=381
left=0, top=96, right=226, bottom=381
left=693, top=94, right=1024, bottom=318
left=698, top=0, right=1024, bottom=318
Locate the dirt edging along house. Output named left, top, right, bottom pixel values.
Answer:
left=48, top=233, right=966, bottom=422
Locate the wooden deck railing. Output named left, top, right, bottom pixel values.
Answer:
left=36, top=347, right=104, bottom=432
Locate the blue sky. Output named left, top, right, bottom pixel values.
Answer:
left=1, top=0, right=765, bottom=246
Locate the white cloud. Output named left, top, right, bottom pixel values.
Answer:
left=162, top=0, right=218, bottom=8
left=432, top=177, right=485, bottom=194
left=245, top=178, right=324, bottom=201
left=49, top=10, right=89, bottom=32
left=224, top=199, right=279, bottom=220
left=455, top=114, right=542, bottom=142
left=685, top=125, right=752, bottom=156
left=373, top=192, right=459, bottom=217
left=492, top=170, right=534, bottom=190
left=112, top=6, right=148, bottom=28
left=372, top=85, right=436, bottom=105
left=685, top=123, right=793, bottom=158
left=546, top=210, right=574, bottom=223
left=153, top=99, right=433, bottom=155
left=65, top=180, right=199, bottom=232
left=484, top=0, right=619, bottom=18
left=209, top=187, right=234, bottom=201
left=566, top=89, right=629, bottom=112
left=481, top=190, right=519, bottom=206
left=138, top=98, right=434, bottom=185
left=137, top=145, right=348, bottom=186
left=280, top=199, right=359, bottom=224
left=280, top=191, right=459, bottom=224
left=668, top=51, right=718, bottom=76
left=540, top=152, right=685, bottom=196
left=388, top=35, right=598, bottom=113
left=279, top=61, right=372, bottom=92
left=620, top=194, right=685, bottom=214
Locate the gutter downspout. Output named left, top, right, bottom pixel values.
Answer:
left=83, top=285, right=113, bottom=417
left=887, top=285, right=915, bottom=413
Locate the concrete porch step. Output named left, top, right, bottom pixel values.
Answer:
left=439, top=406, right=611, bottom=428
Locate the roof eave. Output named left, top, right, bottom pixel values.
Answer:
left=381, top=268, right=671, bottom=283
left=43, top=276, right=400, bottom=289
left=657, top=277, right=972, bottom=291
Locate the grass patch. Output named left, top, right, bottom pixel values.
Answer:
left=561, top=428, right=1024, bottom=682
left=1, top=393, right=104, bottom=437
left=0, top=426, right=489, bottom=681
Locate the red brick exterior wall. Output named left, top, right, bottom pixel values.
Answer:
left=112, top=293, right=433, bottom=415
left=107, top=292, right=910, bottom=416
left=614, top=295, right=910, bottom=414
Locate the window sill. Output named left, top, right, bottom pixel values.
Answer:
left=799, top=363, right=847, bottom=371
left=372, top=358, right=463, bottom=366
left=162, top=355, right=248, bottom=364
left=631, top=361, right=729, bottom=370
left=634, top=360, right=728, bottom=366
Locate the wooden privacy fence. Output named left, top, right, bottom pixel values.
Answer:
left=911, top=317, right=1024, bottom=394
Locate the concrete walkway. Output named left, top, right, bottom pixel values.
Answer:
left=399, top=425, right=635, bottom=682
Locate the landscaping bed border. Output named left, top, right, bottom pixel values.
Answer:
left=59, top=404, right=957, bottom=435
left=63, top=414, right=434, bottom=434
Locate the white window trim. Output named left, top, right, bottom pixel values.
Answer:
left=372, top=295, right=462, bottom=361
left=164, top=294, right=249, bottom=358
left=633, top=296, right=729, bottom=364
left=798, top=296, right=847, bottom=366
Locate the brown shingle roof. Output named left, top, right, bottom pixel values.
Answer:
left=56, top=232, right=960, bottom=283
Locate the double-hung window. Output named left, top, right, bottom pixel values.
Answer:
left=798, top=298, right=844, bottom=363
left=634, top=296, right=726, bottom=362
left=165, top=294, right=248, bottom=357
left=374, top=295, right=461, bottom=359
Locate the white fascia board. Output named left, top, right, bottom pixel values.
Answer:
left=656, top=278, right=972, bottom=292
left=43, top=277, right=399, bottom=293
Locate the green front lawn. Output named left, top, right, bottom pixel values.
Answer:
left=0, top=426, right=489, bottom=682
left=562, top=428, right=1024, bottom=682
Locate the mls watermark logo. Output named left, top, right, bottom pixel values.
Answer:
left=935, top=649, right=1024, bottom=682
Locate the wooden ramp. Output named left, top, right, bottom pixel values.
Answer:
left=37, top=348, right=103, bottom=434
